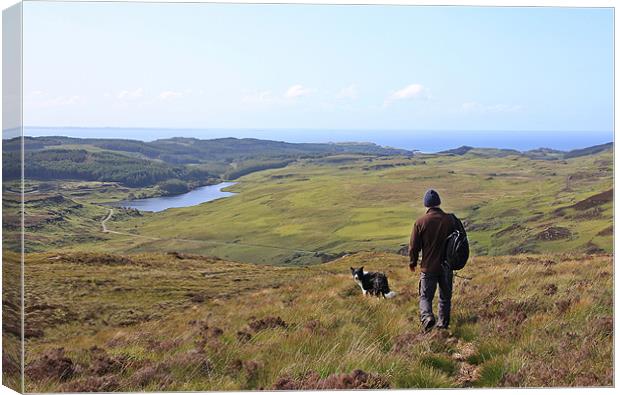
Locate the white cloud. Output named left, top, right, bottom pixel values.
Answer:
left=242, top=90, right=273, bottom=103
left=242, top=85, right=318, bottom=105
left=336, top=84, right=358, bottom=100
left=26, top=90, right=45, bottom=99
left=25, top=91, right=83, bottom=108
left=384, top=83, right=427, bottom=106
left=284, top=84, right=315, bottom=99
left=158, top=90, right=184, bottom=100
left=462, top=101, right=522, bottom=113
left=45, top=96, right=82, bottom=106
left=117, top=88, right=144, bottom=101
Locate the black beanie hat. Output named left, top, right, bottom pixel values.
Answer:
left=423, top=189, right=441, bottom=207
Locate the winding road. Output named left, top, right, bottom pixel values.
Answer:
left=100, top=208, right=114, bottom=232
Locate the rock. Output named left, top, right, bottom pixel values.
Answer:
left=535, top=226, right=571, bottom=241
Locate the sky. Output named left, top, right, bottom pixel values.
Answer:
left=22, top=2, right=613, bottom=134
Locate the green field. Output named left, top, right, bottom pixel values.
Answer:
left=87, top=148, right=612, bottom=265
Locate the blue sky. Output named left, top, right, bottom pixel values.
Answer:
left=23, top=2, right=613, bottom=133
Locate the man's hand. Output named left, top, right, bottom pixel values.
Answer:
left=409, top=262, right=416, bottom=272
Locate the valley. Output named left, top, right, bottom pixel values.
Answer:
left=5, top=138, right=612, bottom=263
left=2, top=136, right=614, bottom=390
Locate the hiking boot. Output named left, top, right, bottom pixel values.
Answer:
left=422, top=316, right=436, bottom=332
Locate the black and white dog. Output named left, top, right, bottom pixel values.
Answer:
left=350, top=267, right=396, bottom=298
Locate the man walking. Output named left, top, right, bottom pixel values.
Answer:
left=408, top=189, right=455, bottom=331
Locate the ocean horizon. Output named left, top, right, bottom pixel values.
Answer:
left=8, top=126, right=616, bottom=153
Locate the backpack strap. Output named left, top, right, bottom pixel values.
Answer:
left=451, top=213, right=468, bottom=233
left=450, top=213, right=460, bottom=232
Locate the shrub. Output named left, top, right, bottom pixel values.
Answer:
left=158, top=179, right=190, bottom=195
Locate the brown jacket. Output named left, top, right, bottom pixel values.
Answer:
left=409, top=207, right=455, bottom=273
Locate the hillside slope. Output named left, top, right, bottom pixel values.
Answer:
left=17, top=251, right=612, bottom=391
left=5, top=141, right=612, bottom=262
left=2, top=136, right=410, bottom=187
left=95, top=148, right=612, bottom=264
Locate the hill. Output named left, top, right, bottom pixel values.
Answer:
left=2, top=148, right=217, bottom=187
left=5, top=137, right=611, bottom=190
left=2, top=136, right=411, bottom=188
left=563, top=142, right=614, bottom=159
left=3, top=139, right=612, bottom=259
left=440, top=142, right=613, bottom=161
left=92, top=147, right=613, bottom=264
left=3, top=136, right=411, bottom=162
left=9, top=250, right=612, bottom=391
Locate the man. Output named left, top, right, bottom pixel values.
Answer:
left=408, top=189, right=455, bottom=331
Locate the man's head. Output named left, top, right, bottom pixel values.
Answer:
left=423, top=189, right=441, bottom=208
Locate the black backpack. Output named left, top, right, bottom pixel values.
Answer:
left=444, top=214, right=469, bottom=271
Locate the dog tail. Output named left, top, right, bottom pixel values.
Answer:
left=385, top=291, right=397, bottom=299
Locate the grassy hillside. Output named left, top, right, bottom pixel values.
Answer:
left=4, top=136, right=411, bottom=163
left=2, top=250, right=21, bottom=391
left=2, top=181, right=127, bottom=252
left=3, top=139, right=613, bottom=390
left=3, top=136, right=411, bottom=189
left=5, top=138, right=612, bottom=264
left=2, top=148, right=217, bottom=187
left=17, top=250, right=612, bottom=391
left=92, top=148, right=612, bottom=264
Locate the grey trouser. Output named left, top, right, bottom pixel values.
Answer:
left=419, top=267, right=453, bottom=327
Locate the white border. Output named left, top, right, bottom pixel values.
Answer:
left=0, top=1, right=616, bottom=395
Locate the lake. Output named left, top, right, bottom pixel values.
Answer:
left=114, top=182, right=237, bottom=212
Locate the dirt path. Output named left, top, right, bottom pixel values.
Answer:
left=100, top=208, right=159, bottom=240
left=451, top=339, right=481, bottom=387
left=101, top=209, right=114, bottom=232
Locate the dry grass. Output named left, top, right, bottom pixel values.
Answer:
left=18, top=250, right=613, bottom=391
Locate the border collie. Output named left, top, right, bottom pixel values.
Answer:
left=350, top=267, right=396, bottom=298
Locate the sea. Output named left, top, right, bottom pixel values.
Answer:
left=19, top=127, right=615, bottom=153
